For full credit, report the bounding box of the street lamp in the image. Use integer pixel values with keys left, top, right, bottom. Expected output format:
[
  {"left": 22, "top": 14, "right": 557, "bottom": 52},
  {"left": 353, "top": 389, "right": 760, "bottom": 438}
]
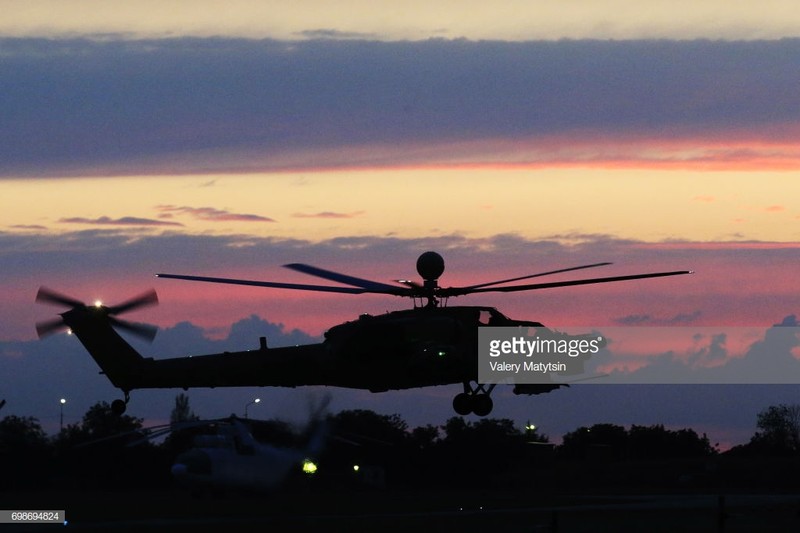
[
  {"left": 244, "top": 398, "right": 261, "bottom": 419},
  {"left": 59, "top": 398, "right": 66, "bottom": 432}
]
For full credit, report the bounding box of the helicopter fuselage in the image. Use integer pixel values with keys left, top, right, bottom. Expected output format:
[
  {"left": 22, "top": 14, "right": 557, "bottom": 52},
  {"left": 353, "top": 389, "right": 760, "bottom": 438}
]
[{"left": 67, "top": 305, "right": 534, "bottom": 394}]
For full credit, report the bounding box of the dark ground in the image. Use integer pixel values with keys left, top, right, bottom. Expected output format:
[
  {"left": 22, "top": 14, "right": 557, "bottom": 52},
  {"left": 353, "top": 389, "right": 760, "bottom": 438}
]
[{"left": 3, "top": 487, "right": 800, "bottom": 532}]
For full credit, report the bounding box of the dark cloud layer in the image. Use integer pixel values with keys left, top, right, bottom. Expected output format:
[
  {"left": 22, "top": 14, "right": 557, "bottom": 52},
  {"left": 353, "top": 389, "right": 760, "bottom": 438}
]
[
  {"left": 292, "top": 211, "right": 364, "bottom": 219},
  {"left": 2, "top": 37, "right": 799, "bottom": 176},
  {"left": 156, "top": 205, "right": 275, "bottom": 222},
  {"left": 59, "top": 216, "right": 183, "bottom": 227}
]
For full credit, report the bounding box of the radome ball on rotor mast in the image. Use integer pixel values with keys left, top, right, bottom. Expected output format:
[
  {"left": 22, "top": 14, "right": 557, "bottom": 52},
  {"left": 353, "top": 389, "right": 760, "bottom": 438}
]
[{"left": 416, "top": 251, "right": 445, "bottom": 281}]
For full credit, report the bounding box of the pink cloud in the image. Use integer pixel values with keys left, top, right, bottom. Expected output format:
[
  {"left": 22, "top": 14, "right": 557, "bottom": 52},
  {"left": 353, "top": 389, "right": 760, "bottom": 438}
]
[
  {"left": 8, "top": 232, "right": 800, "bottom": 342},
  {"left": 275, "top": 132, "right": 800, "bottom": 174}
]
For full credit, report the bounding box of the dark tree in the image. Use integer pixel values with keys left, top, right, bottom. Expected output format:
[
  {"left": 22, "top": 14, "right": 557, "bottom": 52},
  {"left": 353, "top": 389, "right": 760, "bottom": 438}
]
[
  {"left": 435, "top": 417, "right": 537, "bottom": 487},
  {"left": 0, "top": 415, "right": 49, "bottom": 451},
  {"left": 560, "top": 423, "right": 628, "bottom": 460},
  {"left": 169, "top": 392, "right": 199, "bottom": 425},
  {"left": 58, "top": 401, "right": 143, "bottom": 445},
  {"left": 0, "top": 415, "right": 53, "bottom": 488},
  {"left": 744, "top": 403, "right": 800, "bottom": 454},
  {"left": 409, "top": 424, "right": 440, "bottom": 450},
  {"left": 330, "top": 409, "right": 409, "bottom": 446},
  {"left": 323, "top": 410, "right": 411, "bottom": 485},
  {"left": 53, "top": 402, "right": 167, "bottom": 488},
  {"left": 628, "top": 424, "right": 715, "bottom": 459}
]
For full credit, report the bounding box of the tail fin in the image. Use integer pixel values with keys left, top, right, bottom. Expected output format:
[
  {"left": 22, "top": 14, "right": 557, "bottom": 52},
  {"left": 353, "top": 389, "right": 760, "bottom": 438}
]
[{"left": 61, "top": 306, "right": 148, "bottom": 391}]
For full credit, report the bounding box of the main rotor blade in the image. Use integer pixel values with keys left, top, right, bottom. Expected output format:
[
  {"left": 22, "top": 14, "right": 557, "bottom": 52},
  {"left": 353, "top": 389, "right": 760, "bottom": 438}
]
[
  {"left": 444, "top": 270, "right": 693, "bottom": 296},
  {"left": 395, "top": 279, "right": 422, "bottom": 289},
  {"left": 462, "top": 262, "right": 613, "bottom": 290},
  {"left": 107, "top": 289, "right": 158, "bottom": 315},
  {"left": 36, "top": 287, "right": 84, "bottom": 308},
  {"left": 156, "top": 273, "right": 405, "bottom": 295},
  {"left": 284, "top": 263, "right": 401, "bottom": 291}
]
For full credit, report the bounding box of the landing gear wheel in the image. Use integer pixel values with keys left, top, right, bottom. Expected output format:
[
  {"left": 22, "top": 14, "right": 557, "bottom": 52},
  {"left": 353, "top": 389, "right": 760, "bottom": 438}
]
[
  {"left": 453, "top": 382, "right": 497, "bottom": 417},
  {"left": 472, "top": 394, "right": 493, "bottom": 417},
  {"left": 453, "top": 393, "right": 472, "bottom": 416},
  {"left": 111, "top": 399, "right": 127, "bottom": 415}
]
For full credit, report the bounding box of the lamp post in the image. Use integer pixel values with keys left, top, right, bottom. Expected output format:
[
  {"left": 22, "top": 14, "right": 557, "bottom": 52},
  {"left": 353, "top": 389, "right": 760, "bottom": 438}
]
[
  {"left": 244, "top": 398, "right": 260, "bottom": 419},
  {"left": 59, "top": 398, "right": 66, "bottom": 432}
]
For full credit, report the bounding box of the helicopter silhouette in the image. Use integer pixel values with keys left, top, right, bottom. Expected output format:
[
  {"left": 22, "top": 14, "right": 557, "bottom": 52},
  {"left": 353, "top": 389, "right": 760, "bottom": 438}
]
[
  {"left": 170, "top": 416, "right": 327, "bottom": 493},
  {"left": 151, "top": 415, "right": 327, "bottom": 494},
  {"left": 74, "top": 414, "right": 328, "bottom": 494},
  {"left": 36, "top": 251, "right": 691, "bottom": 416}
]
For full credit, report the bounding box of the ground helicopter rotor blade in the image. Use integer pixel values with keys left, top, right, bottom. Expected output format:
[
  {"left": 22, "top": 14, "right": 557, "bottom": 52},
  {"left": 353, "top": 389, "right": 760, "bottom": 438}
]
[
  {"left": 107, "top": 289, "right": 159, "bottom": 315},
  {"left": 73, "top": 421, "right": 187, "bottom": 449},
  {"left": 443, "top": 270, "right": 693, "bottom": 296},
  {"left": 35, "top": 287, "right": 84, "bottom": 308},
  {"left": 283, "top": 263, "right": 401, "bottom": 291},
  {"left": 36, "top": 317, "right": 68, "bottom": 338},
  {"left": 74, "top": 418, "right": 242, "bottom": 449},
  {"left": 461, "top": 262, "right": 613, "bottom": 290},
  {"left": 156, "top": 273, "right": 408, "bottom": 295}
]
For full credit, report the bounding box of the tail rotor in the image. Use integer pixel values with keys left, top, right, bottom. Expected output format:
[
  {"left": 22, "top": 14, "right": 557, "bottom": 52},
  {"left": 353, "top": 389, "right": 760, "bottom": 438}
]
[{"left": 35, "top": 287, "right": 159, "bottom": 342}]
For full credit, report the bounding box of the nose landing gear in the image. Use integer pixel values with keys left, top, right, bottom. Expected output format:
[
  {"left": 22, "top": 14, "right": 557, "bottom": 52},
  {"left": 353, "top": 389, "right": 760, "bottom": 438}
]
[{"left": 453, "top": 382, "right": 496, "bottom": 416}]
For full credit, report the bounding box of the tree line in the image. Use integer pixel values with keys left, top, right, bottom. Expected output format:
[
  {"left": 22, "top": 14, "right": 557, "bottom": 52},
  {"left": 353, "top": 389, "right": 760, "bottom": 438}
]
[{"left": 2, "top": 397, "right": 800, "bottom": 490}]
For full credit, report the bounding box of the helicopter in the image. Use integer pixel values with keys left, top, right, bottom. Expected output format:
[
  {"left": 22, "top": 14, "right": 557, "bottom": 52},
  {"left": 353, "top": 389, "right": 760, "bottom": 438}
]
[
  {"left": 36, "top": 251, "right": 691, "bottom": 417},
  {"left": 167, "top": 416, "right": 327, "bottom": 494},
  {"left": 77, "top": 414, "right": 328, "bottom": 494}
]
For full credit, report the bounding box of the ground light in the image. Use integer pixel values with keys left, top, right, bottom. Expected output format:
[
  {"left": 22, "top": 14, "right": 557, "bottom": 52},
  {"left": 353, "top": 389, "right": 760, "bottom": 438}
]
[
  {"left": 244, "top": 398, "right": 260, "bottom": 419},
  {"left": 302, "top": 459, "right": 318, "bottom": 475},
  {"left": 59, "top": 398, "right": 66, "bottom": 432}
]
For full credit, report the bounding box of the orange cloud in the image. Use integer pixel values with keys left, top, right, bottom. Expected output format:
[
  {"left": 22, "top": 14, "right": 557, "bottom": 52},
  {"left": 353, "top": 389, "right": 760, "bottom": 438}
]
[{"left": 693, "top": 195, "right": 715, "bottom": 203}]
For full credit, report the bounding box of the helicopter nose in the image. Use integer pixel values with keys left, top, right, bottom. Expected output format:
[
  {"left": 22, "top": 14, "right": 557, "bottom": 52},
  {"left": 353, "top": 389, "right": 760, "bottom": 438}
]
[
  {"left": 171, "top": 463, "right": 188, "bottom": 478},
  {"left": 173, "top": 449, "right": 212, "bottom": 476}
]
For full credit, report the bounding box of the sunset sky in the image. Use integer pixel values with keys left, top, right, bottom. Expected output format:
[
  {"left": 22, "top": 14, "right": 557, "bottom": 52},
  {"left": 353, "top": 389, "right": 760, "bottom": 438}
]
[{"left": 2, "top": 2, "right": 800, "bottom": 448}]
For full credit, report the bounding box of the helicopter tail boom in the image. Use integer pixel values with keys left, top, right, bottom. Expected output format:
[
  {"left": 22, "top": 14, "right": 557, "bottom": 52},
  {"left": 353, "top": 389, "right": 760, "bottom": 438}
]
[{"left": 61, "top": 305, "right": 152, "bottom": 392}]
